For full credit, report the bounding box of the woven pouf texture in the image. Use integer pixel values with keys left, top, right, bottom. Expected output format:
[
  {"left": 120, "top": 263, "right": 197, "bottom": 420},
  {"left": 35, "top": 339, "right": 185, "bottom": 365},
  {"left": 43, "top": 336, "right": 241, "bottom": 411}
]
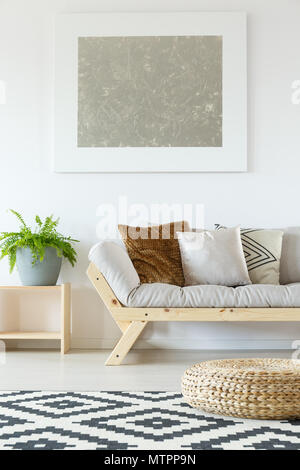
[{"left": 182, "top": 358, "right": 300, "bottom": 420}]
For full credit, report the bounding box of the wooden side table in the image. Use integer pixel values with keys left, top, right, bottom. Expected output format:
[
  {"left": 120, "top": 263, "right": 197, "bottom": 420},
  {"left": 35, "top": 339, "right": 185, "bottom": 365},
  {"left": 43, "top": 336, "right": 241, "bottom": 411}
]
[{"left": 0, "top": 283, "right": 71, "bottom": 354}]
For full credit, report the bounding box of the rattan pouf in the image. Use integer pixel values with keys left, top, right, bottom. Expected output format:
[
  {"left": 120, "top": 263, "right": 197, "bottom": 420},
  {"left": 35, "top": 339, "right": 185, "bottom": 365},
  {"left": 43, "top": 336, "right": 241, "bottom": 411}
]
[{"left": 182, "top": 358, "right": 300, "bottom": 420}]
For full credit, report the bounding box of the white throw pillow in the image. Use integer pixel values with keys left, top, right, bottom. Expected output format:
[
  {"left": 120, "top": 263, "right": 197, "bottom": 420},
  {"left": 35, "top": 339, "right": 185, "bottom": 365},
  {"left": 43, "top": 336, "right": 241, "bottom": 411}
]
[{"left": 177, "top": 227, "right": 251, "bottom": 287}]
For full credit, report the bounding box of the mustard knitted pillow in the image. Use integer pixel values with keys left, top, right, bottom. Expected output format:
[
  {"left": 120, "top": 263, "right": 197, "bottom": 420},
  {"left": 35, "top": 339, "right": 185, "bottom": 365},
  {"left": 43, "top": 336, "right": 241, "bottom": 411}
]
[{"left": 118, "top": 221, "right": 189, "bottom": 286}]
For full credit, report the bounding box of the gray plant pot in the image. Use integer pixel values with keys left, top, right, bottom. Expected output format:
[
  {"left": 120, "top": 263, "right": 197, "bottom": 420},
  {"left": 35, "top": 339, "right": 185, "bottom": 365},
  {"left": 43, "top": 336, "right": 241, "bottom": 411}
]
[{"left": 16, "top": 247, "right": 62, "bottom": 286}]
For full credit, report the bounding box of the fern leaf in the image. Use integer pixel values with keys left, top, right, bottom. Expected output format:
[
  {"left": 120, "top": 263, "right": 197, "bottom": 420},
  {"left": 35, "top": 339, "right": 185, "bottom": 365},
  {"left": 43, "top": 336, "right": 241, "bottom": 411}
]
[
  {"left": 35, "top": 215, "right": 42, "bottom": 227},
  {"left": 9, "top": 209, "right": 28, "bottom": 229},
  {"left": 8, "top": 247, "right": 17, "bottom": 273}
]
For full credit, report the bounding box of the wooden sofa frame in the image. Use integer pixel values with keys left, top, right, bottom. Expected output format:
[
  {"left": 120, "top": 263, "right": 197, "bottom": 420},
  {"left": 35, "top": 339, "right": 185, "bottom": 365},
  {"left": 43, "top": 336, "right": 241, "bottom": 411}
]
[{"left": 87, "top": 262, "right": 300, "bottom": 366}]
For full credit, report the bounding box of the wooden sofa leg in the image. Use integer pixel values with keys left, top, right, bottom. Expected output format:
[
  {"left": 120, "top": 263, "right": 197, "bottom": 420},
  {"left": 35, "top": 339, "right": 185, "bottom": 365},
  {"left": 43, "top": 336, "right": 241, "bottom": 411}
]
[{"left": 105, "top": 321, "right": 147, "bottom": 366}]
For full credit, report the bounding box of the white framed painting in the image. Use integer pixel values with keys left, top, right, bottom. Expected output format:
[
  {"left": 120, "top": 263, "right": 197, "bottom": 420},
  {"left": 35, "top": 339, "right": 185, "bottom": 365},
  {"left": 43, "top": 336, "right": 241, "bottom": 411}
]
[{"left": 54, "top": 12, "right": 247, "bottom": 172}]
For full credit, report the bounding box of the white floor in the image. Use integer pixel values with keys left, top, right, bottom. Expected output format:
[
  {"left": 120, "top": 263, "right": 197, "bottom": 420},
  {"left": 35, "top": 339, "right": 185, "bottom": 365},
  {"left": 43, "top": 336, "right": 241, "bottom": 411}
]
[{"left": 0, "top": 349, "right": 294, "bottom": 391}]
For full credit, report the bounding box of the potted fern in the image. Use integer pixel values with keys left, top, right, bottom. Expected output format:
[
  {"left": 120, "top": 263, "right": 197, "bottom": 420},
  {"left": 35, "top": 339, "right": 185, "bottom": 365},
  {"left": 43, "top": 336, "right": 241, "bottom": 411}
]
[{"left": 0, "top": 210, "right": 79, "bottom": 286}]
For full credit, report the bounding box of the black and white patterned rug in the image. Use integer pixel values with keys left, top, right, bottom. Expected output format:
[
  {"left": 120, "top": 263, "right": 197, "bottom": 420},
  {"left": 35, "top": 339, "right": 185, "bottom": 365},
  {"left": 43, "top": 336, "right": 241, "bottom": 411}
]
[{"left": 0, "top": 391, "right": 299, "bottom": 450}]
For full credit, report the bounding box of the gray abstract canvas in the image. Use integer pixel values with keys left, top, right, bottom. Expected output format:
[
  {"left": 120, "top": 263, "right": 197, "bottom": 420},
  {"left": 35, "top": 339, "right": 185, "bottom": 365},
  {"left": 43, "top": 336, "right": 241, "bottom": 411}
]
[{"left": 78, "top": 36, "right": 222, "bottom": 148}]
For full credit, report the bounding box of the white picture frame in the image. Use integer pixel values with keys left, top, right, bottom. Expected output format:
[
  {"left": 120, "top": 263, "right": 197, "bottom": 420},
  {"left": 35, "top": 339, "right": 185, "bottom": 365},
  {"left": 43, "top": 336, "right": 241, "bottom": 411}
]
[{"left": 54, "top": 12, "right": 247, "bottom": 173}]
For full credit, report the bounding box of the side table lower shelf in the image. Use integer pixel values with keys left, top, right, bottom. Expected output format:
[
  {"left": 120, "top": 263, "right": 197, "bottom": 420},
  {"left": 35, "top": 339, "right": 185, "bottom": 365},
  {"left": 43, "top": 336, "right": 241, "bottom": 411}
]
[{"left": 0, "top": 283, "right": 71, "bottom": 354}]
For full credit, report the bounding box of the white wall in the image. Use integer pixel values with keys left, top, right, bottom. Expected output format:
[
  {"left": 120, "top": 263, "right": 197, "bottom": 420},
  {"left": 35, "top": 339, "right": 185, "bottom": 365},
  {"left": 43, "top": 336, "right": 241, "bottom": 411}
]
[{"left": 0, "top": 0, "right": 300, "bottom": 350}]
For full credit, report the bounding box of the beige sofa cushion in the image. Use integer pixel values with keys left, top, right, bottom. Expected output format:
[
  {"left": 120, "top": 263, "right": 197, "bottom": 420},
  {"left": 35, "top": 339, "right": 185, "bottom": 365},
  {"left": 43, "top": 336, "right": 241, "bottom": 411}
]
[
  {"left": 127, "top": 282, "right": 300, "bottom": 308},
  {"left": 280, "top": 227, "right": 300, "bottom": 284},
  {"left": 89, "top": 241, "right": 140, "bottom": 305},
  {"left": 89, "top": 240, "right": 300, "bottom": 308}
]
